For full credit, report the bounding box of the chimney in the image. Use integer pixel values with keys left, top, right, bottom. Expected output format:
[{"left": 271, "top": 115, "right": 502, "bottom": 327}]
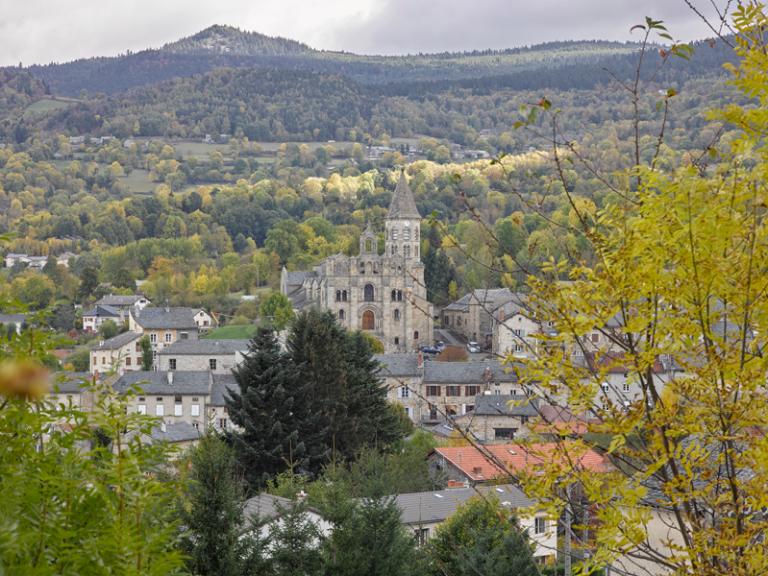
[{"left": 167, "top": 372, "right": 173, "bottom": 386}]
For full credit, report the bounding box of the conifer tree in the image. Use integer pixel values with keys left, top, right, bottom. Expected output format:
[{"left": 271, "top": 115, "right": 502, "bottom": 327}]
[
  {"left": 181, "top": 432, "right": 250, "bottom": 576},
  {"left": 226, "top": 328, "right": 309, "bottom": 489},
  {"left": 322, "top": 495, "right": 422, "bottom": 576},
  {"left": 267, "top": 499, "right": 324, "bottom": 576}
]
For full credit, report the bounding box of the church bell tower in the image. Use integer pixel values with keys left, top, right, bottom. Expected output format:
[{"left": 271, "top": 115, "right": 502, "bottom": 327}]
[{"left": 385, "top": 170, "right": 421, "bottom": 260}]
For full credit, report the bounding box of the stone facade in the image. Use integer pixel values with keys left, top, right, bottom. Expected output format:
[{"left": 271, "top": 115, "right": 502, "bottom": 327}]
[
  {"left": 90, "top": 331, "right": 143, "bottom": 375},
  {"left": 156, "top": 339, "right": 249, "bottom": 373},
  {"left": 282, "top": 172, "right": 433, "bottom": 353}
]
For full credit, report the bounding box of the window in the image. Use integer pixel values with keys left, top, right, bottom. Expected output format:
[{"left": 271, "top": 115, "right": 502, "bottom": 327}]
[
  {"left": 150, "top": 333, "right": 157, "bottom": 343},
  {"left": 394, "top": 337, "right": 399, "bottom": 346},
  {"left": 512, "top": 328, "right": 525, "bottom": 338},
  {"left": 535, "top": 517, "right": 547, "bottom": 534},
  {"left": 137, "top": 404, "right": 146, "bottom": 415},
  {"left": 180, "top": 332, "right": 189, "bottom": 340},
  {"left": 169, "top": 358, "right": 177, "bottom": 371},
  {"left": 414, "top": 528, "right": 429, "bottom": 547},
  {"left": 601, "top": 383, "right": 610, "bottom": 392},
  {"left": 135, "top": 342, "right": 142, "bottom": 352},
  {"left": 403, "top": 228, "right": 411, "bottom": 241},
  {"left": 414, "top": 330, "right": 419, "bottom": 340},
  {"left": 591, "top": 333, "right": 599, "bottom": 343},
  {"left": 391, "top": 289, "right": 397, "bottom": 301},
  {"left": 209, "top": 358, "right": 217, "bottom": 371},
  {"left": 101, "top": 356, "right": 106, "bottom": 365},
  {"left": 336, "top": 290, "right": 341, "bottom": 301},
  {"left": 392, "top": 228, "right": 398, "bottom": 241},
  {"left": 174, "top": 404, "right": 183, "bottom": 416},
  {"left": 338, "top": 309, "right": 345, "bottom": 321},
  {"left": 219, "top": 418, "right": 228, "bottom": 429},
  {"left": 426, "top": 386, "right": 441, "bottom": 397},
  {"left": 364, "top": 284, "right": 375, "bottom": 302},
  {"left": 165, "top": 332, "right": 172, "bottom": 343},
  {"left": 191, "top": 404, "right": 200, "bottom": 417},
  {"left": 446, "top": 385, "right": 462, "bottom": 396},
  {"left": 342, "top": 290, "right": 347, "bottom": 301},
  {"left": 397, "top": 290, "right": 403, "bottom": 301},
  {"left": 623, "top": 382, "right": 630, "bottom": 392},
  {"left": 429, "top": 406, "right": 438, "bottom": 420},
  {"left": 399, "top": 386, "right": 410, "bottom": 399},
  {"left": 155, "top": 403, "right": 165, "bottom": 417},
  {"left": 465, "top": 385, "right": 481, "bottom": 397},
  {"left": 495, "top": 427, "right": 517, "bottom": 440},
  {"left": 362, "top": 310, "right": 375, "bottom": 331},
  {"left": 404, "top": 245, "right": 411, "bottom": 258},
  {"left": 393, "top": 309, "right": 400, "bottom": 321},
  {"left": 125, "top": 356, "right": 132, "bottom": 366}
]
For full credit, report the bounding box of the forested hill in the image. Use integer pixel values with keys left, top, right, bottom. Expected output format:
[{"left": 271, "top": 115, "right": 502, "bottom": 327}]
[
  {"left": 22, "top": 25, "right": 674, "bottom": 97},
  {"left": 162, "top": 25, "right": 312, "bottom": 56}
]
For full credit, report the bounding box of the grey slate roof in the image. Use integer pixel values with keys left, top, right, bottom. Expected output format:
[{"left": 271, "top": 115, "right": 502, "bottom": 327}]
[
  {"left": 131, "top": 307, "right": 201, "bottom": 329},
  {"left": 387, "top": 171, "right": 421, "bottom": 219},
  {"left": 83, "top": 304, "right": 121, "bottom": 318},
  {"left": 243, "top": 493, "right": 295, "bottom": 521},
  {"left": 443, "top": 293, "right": 472, "bottom": 313},
  {"left": 210, "top": 373, "right": 238, "bottom": 406},
  {"left": 52, "top": 372, "right": 94, "bottom": 394},
  {"left": 148, "top": 421, "right": 201, "bottom": 444},
  {"left": 472, "top": 394, "right": 539, "bottom": 417},
  {"left": 113, "top": 371, "right": 211, "bottom": 395},
  {"left": 96, "top": 294, "right": 147, "bottom": 307},
  {"left": 91, "top": 331, "right": 141, "bottom": 351},
  {"left": 284, "top": 271, "right": 311, "bottom": 287},
  {"left": 374, "top": 354, "right": 421, "bottom": 377},
  {"left": 0, "top": 313, "right": 26, "bottom": 324},
  {"left": 424, "top": 360, "right": 517, "bottom": 384},
  {"left": 395, "top": 484, "right": 533, "bottom": 525},
  {"left": 157, "top": 339, "right": 249, "bottom": 356}
]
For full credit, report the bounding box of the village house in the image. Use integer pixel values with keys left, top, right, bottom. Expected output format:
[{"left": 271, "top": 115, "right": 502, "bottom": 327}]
[
  {"left": 4, "top": 253, "right": 48, "bottom": 270},
  {"left": 113, "top": 371, "right": 211, "bottom": 430},
  {"left": 157, "top": 339, "right": 249, "bottom": 373},
  {"left": 0, "top": 313, "right": 26, "bottom": 334},
  {"left": 394, "top": 483, "right": 556, "bottom": 563},
  {"left": 453, "top": 393, "right": 539, "bottom": 442},
  {"left": 442, "top": 288, "right": 527, "bottom": 349},
  {"left": 126, "top": 421, "right": 202, "bottom": 456},
  {"left": 428, "top": 442, "right": 610, "bottom": 486},
  {"left": 89, "top": 331, "right": 143, "bottom": 375},
  {"left": 374, "top": 353, "right": 424, "bottom": 421},
  {"left": 208, "top": 373, "right": 238, "bottom": 431},
  {"left": 94, "top": 294, "right": 151, "bottom": 321},
  {"left": 244, "top": 493, "right": 332, "bottom": 541},
  {"left": 82, "top": 304, "right": 122, "bottom": 332},
  {"left": 421, "top": 360, "right": 520, "bottom": 422},
  {"left": 128, "top": 307, "right": 215, "bottom": 354}
]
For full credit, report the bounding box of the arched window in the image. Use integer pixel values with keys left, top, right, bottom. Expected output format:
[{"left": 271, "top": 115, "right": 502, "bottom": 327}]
[
  {"left": 397, "top": 290, "right": 403, "bottom": 301},
  {"left": 364, "top": 284, "right": 375, "bottom": 302},
  {"left": 404, "top": 245, "right": 411, "bottom": 258},
  {"left": 335, "top": 290, "right": 341, "bottom": 301},
  {"left": 365, "top": 239, "right": 373, "bottom": 252},
  {"left": 414, "top": 330, "right": 420, "bottom": 340},
  {"left": 342, "top": 290, "right": 348, "bottom": 301},
  {"left": 393, "top": 309, "right": 400, "bottom": 321},
  {"left": 391, "top": 289, "right": 397, "bottom": 301},
  {"left": 394, "top": 337, "right": 400, "bottom": 346},
  {"left": 403, "top": 228, "right": 411, "bottom": 241},
  {"left": 415, "top": 245, "right": 420, "bottom": 258},
  {"left": 392, "top": 228, "right": 398, "bottom": 240},
  {"left": 338, "top": 309, "right": 345, "bottom": 321},
  {"left": 362, "top": 310, "right": 375, "bottom": 330}
]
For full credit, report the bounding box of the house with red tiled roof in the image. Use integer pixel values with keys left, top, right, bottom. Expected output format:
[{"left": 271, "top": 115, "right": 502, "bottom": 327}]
[{"left": 428, "top": 442, "right": 610, "bottom": 485}]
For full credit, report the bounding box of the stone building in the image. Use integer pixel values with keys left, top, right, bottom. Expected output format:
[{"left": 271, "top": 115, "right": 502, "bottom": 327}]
[
  {"left": 156, "top": 339, "right": 249, "bottom": 373},
  {"left": 282, "top": 171, "right": 433, "bottom": 353}
]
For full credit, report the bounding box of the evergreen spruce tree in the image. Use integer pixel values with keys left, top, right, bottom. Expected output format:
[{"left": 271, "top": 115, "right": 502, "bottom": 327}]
[
  {"left": 181, "top": 432, "right": 251, "bottom": 576},
  {"left": 226, "top": 328, "right": 310, "bottom": 489},
  {"left": 288, "top": 310, "right": 404, "bottom": 475},
  {"left": 427, "top": 497, "right": 539, "bottom": 576},
  {"left": 267, "top": 499, "right": 324, "bottom": 576},
  {"left": 322, "top": 495, "right": 422, "bottom": 576}
]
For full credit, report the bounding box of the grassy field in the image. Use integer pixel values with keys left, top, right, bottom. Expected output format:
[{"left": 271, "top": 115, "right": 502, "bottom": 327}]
[
  {"left": 203, "top": 324, "right": 258, "bottom": 340},
  {"left": 173, "top": 141, "right": 230, "bottom": 158},
  {"left": 23, "top": 98, "right": 76, "bottom": 118},
  {"left": 120, "top": 169, "right": 155, "bottom": 194}
]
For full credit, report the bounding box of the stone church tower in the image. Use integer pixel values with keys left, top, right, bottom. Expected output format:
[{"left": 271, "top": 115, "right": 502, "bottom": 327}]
[{"left": 281, "top": 171, "right": 434, "bottom": 353}]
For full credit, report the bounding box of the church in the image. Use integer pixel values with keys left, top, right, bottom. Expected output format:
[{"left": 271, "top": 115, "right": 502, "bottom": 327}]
[{"left": 281, "top": 171, "right": 434, "bottom": 353}]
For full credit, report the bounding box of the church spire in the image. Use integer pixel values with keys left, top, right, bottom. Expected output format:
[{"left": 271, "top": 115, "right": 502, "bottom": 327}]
[{"left": 387, "top": 169, "right": 420, "bottom": 220}]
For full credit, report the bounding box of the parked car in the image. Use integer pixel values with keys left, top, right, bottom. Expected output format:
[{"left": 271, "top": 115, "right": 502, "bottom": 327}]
[
  {"left": 466, "top": 341, "right": 481, "bottom": 354},
  {"left": 420, "top": 345, "right": 440, "bottom": 355}
]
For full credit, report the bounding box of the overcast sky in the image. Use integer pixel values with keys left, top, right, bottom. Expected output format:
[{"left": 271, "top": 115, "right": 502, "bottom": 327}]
[{"left": 0, "top": 0, "right": 726, "bottom": 67}]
